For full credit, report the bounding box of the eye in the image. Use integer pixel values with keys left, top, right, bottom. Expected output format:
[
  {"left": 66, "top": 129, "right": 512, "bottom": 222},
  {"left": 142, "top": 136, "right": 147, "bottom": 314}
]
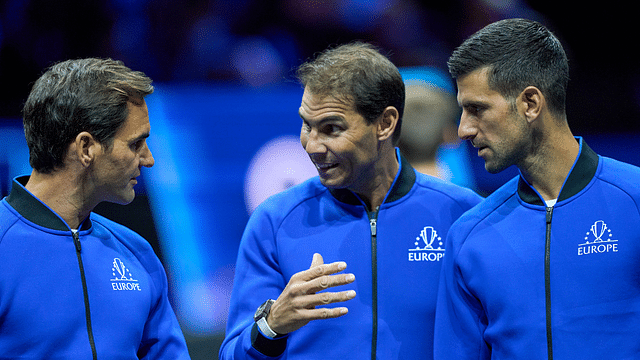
[
  {"left": 131, "top": 139, "right": 144, "bottom": 150},
  {"left": 464, "top": 104, "right": 484, "bottom": 117},
  {"left": 323, "top": 124, "right": 343, "bottom": 134}
]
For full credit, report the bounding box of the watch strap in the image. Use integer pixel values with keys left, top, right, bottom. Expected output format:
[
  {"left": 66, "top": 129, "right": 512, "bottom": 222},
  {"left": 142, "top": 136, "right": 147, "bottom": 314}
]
[{"left": 256, "top": 316, "right": 279, "bottom": 339}]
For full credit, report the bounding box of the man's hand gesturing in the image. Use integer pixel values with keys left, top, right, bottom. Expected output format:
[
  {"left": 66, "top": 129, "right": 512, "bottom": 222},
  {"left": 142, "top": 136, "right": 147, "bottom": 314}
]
[{"left": 266, "top": 253, "right": 356, "bottom": 335}]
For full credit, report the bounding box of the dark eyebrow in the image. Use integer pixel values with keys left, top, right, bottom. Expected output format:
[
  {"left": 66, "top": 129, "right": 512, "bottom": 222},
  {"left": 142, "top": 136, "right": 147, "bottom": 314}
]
[
  {"left": 130, "top": 132, "right": 150, "bottom": 143},
  {"left": 460, "top": 100, "right": 487, "bottom": 109},
  {"left": 298, "top": 113, "right": 346, "bottom": 125}
]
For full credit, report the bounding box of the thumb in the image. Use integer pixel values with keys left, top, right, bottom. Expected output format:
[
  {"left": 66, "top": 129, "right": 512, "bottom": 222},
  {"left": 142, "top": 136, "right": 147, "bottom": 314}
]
[{"left": 310, "top": 253, "right": 324, "bottom": 268}]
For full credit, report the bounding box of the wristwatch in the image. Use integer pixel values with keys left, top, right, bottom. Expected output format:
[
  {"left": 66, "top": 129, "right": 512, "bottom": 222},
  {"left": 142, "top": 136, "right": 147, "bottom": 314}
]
[{"left": 254, "top": 299, "right": 281, "bottom": 339}]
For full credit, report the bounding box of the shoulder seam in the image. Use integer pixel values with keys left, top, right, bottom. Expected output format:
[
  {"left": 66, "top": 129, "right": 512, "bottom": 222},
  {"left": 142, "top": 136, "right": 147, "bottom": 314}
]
[{"left": 453, "top": 191, "right": 516, "bottom": 260}]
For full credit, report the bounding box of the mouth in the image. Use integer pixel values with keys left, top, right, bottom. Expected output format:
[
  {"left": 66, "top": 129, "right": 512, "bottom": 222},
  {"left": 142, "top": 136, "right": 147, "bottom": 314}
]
[
  {"left": 314, "top": 162, "right": 339, "bottom": 173},
  {"left": 471, "top": 142, "right": 488, "bottom": 157}
]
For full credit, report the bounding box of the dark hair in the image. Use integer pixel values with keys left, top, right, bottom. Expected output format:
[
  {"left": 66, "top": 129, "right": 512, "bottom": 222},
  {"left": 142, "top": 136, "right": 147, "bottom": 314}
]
[
  {"left": 22, "top": 58, "right": 153, "bottom": 173},
  {"left": 296, "top": 42, "right": 405, "bottom": 144},
  {"left": 448, "top": 18, "right": 569, "bottom": 116}
]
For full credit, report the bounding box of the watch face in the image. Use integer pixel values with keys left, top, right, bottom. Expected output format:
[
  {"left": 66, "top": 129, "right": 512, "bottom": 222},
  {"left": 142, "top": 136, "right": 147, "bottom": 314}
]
[
  {"left": 254, "top": 304, "right": 265, "bottom": 319},
  {"left": 254, "top": 299, "right": 273, "bottom": 321}
]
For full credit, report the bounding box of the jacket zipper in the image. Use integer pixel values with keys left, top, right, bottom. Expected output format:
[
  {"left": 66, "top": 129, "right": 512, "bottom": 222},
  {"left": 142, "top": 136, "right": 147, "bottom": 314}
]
[
  {"left": 368, "top": 208, "right": 379, "bottom": 360},
  {"left": 544, "top": 206, "right": 554, "bottom": 360},
  {"left": 72, "top": 231, "right": 98, "bottom": 360}
]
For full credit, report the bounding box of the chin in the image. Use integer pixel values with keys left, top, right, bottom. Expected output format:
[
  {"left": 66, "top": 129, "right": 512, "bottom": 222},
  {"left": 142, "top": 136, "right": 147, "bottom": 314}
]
[
  {"left": 112, "top": 191, "right": 136, "bottom": 205},
  {"left": 484, "top": 161, "right": 511, "bottom": 174},
  {"left": 318, "top": 177, "right": 347, "bottom": 190},
  {"left": 484, "top": 165, "right": 501, "bottom": 174}
]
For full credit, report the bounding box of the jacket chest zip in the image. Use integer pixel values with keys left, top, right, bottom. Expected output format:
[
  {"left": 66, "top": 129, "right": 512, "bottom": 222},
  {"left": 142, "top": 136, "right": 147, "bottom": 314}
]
[
  {"left": 72, "top": 231, "right": 98, "bottom": 360},
  {"left": 544, "top": 206, "right": 554, "bottom": 360},
  {"left": 368, "top": 207, "right": 379, "bottom": 360}
]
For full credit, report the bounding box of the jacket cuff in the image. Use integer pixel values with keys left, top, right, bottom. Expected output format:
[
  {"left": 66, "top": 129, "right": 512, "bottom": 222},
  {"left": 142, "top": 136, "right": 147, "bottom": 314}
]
[{"left": 251, "top": 323, "right": 288, "bottom": 357}]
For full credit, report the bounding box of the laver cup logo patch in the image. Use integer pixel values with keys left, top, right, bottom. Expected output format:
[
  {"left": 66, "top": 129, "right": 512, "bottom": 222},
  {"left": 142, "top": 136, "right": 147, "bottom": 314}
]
[
  {"left": 408, "top": 226, "right": 444, "bottom": 262},
  {"left": 111, "top": 258, "right": 141, "bottom": 291},
  {"left": 578, "top": 220, "right": 619, "bottom": 256}
]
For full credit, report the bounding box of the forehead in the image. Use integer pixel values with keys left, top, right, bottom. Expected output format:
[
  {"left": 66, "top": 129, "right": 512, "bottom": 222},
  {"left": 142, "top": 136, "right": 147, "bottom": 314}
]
[
  {"left": 456, "top": 67, "right": 503, "bottom": 105},
  {"left": 115, "top": 99, "right": 150, "bottom": 139},
  {"left": 299, "top": 88, "right": 358, "bottom": 121}
]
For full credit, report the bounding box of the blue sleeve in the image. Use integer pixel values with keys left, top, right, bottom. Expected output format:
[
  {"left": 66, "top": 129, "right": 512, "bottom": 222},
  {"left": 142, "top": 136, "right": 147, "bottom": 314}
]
[
  {"left": 136, "top": 245, "right": 191, "bottom": 359},
  {"left": 219, "top": 202, "right": 289, "bottom": 360},
  {"left": 433, "top": 222, "right": 489, "bottom": 360}
]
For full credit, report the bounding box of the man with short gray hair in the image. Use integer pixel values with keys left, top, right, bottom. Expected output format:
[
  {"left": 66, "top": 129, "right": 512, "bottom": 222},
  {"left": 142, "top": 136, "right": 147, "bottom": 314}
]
[{"left": 0, "top": 58, "right": 190, "bottom": 359}]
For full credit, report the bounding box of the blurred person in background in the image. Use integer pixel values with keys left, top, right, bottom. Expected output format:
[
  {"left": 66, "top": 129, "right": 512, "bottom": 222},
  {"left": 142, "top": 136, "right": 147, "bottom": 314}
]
[
  {"left": 434, "top": 18, "right": 640, "bottom": 359},
  {"left": 398, "top": 66, "right": 475, "bottom": 189},
  {"left": 220, "top": 41, "right": 481, "bottom": 360},
  {"left": 0, "top": 58, "right": 190, "bottom": 359}
]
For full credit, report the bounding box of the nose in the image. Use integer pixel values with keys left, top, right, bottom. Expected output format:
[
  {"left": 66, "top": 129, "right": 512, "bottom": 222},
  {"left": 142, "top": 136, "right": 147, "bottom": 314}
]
[
  {"left": 457, "top": 112, "right": 476, "bottom": 141},
  {"left": 300, "top": 128, "right": 326, "bottom": 155},
  {"left": 140, "top": 142, "right": 155, "bottom": 168}
]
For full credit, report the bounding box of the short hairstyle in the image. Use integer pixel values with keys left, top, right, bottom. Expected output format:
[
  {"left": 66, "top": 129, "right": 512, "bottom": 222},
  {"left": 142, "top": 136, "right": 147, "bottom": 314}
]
[
  {"left": 448, "top": 18, "right": 569, "bottom": 116},
  {"left": 296, "top": 42, "right": 405, "bottom": 144},
  {"left": 22, "top": 58, "right": 153, "bottom": 173}
]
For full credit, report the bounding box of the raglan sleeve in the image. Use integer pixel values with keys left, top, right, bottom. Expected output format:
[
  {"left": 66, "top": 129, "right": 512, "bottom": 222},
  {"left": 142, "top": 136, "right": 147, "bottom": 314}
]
[
  {"left": 137, "top": 253, "right": 191, "bottom": 359},
  {"left": 460, "top": 188, "right": 483, "bottom": 213},
  {"left": 218, "top": 202, "right": 289, "bottom": 360},
  {"left": 433, "top": 221, "right": 490, "bottom": 360}
]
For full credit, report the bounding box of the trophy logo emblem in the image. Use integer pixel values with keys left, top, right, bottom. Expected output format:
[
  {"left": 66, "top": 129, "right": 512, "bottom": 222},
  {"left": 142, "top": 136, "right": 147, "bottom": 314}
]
[
  {"left": 112, "top": 258, "right": 134, "bottom": 281},
  {"left": 578, "top": 220, "right": 619, "bottom": 256},
  {"left": 590, "top": 220, "right": 607, "bottom": 242},
  {"left": 409, "top": 226, "right": 445, "bottom": 262},
  {"left": 110, "top": 258, "right": 141, "bottom": 291},
  {"left": 113, "top": 258, "right": 126, "bottom": 280},
  {"left": 418, "top": 226, "right": 438, "bottom": 250}
]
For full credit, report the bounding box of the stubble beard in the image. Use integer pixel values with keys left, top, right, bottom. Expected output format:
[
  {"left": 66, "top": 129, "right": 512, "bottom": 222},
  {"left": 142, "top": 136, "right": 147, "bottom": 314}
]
[{"left": 484, "top": 114, "right": 533, "bottom": 174}]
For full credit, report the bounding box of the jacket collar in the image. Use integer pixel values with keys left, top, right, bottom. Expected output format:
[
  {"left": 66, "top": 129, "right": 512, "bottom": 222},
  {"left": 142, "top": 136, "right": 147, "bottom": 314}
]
[
  {"left": 518, "top": 137, "right": 599, "bottom": 205},
  {"left": 6, "top": 176, "right": 91, "bottom": 231},
  {"left": 329, "top": 149, "right": 416, "bottom": 210}
]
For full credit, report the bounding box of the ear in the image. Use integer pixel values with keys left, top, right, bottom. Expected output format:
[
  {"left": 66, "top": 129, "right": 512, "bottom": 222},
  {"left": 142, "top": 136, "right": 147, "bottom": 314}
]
[
  {"left": 377, "top": 106, "right": 399, "bottom": 141},
  {"left": 71, "top": 131, "right": 101, "bottom": 168},
  {"left": 519, "top": 86, "right": 544, "bottom": 123}
]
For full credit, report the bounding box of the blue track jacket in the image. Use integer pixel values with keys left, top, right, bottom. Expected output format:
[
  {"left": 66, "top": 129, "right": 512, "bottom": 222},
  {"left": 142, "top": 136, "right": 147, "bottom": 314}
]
[
  {"left": 434, "top": 138, "right": 640, "bottom": 359},
  {"left": 0, "top": 176, "right": 190, "bottom": 359},
  {"left": 220, "top": 151, "right": 482, "bottom": 359}
]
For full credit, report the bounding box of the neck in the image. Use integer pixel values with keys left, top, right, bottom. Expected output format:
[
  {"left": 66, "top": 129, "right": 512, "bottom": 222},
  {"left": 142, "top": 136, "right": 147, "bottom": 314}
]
[
  {"left": 353, "top": 146, "right": 399, "bottom": 211},
  {"left": 412, "top": 160, "right": 444, "bottom": 179},
  {"left": 25, "top": 168, "right": 95, "bottom": 229},
  {"left": 519, "top": 125, "right": 579, "bottom": 201}
]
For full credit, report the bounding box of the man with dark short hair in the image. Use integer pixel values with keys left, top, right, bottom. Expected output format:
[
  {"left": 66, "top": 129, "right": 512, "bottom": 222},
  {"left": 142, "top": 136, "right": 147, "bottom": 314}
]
[
  {"left": 220, "top": 42, "right": 481, "bottom": 360},
  {"left": 434, "top": 18, "right": 640, "bottom": 359},
  {"left": 0, "top": 58, "right": 190, "bottom": 359}
]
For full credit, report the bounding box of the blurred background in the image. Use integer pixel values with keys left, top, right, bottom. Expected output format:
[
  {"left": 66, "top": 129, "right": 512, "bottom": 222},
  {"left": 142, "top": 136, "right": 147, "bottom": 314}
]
[{"left": 1, "top": 1, "right": 639, "bottom": 358}]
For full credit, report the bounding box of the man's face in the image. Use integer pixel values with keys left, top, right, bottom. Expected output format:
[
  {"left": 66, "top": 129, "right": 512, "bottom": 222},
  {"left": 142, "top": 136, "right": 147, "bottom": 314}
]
[
  {"left": 456, "top": 67, "right": 530, "bottom": 174},
  {"left": 299, "top": 88, "right": 380, "bottom": 193},
  {"left": 91, "top": 99, "right": 155, "bottom": 205}
]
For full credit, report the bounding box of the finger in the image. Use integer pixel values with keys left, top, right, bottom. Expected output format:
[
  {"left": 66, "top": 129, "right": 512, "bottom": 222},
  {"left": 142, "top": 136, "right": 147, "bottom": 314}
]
[
  {"left": 269, "top": 303, "right": 352, "bottom": 334},
  {"left": 297, "top": 261, "right": 348, "bottom": 282},
  {"left": 300, "top": 306, "right": 351, "bottom": 321},
  {"left": 304, "top": 289, "right": 357, "bottom": 307},
  {"left": 306, "top": 273, "right": 355, "bottom": 294},
  {"left": 310, "top": 253, "right": 324, "bottom": 268}
]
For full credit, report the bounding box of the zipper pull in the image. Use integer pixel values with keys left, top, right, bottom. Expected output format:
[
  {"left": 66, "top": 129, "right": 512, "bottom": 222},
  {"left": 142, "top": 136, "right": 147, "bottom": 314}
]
[
  {"left": 72, "top": 230, "right": 82, "bottom": 252},
  {"left": 370, "top": 218, "right": 377, "bottom": 236},
  {"left": 546, "top": 206, "right": 553, "bottom": 224}
]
